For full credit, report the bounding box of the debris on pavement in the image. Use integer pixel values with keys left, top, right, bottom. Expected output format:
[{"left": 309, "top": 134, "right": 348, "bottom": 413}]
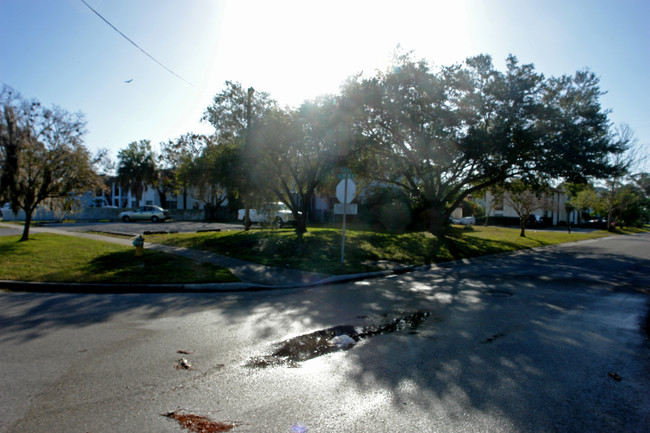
[
  {"left": 481, "top": 332, "right": 506, "bottom": 344},
  {"left": 175, "top": 358, "right": 193, "bottom": 370},
  {"left": 329, "top": 334, "right": 356, "bottom": 349},
  {"left": 162, "top": 411, "right": 240, "bottom": 432},
  {"left": 178, "top": 350, "right": 194, "bottom": 354},
  {"left": 608, "top": 372, "right": 622, "bottom": 381}
]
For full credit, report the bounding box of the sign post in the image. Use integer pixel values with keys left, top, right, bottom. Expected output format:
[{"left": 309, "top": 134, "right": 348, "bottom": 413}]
[{"left": 336, "top": 168, "right": 356, "bottom": 265}]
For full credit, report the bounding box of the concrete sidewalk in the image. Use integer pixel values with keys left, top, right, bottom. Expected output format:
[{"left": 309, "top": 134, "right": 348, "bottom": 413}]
[{"left": 0, "top": 223, "right": 335, "bottom": 290}]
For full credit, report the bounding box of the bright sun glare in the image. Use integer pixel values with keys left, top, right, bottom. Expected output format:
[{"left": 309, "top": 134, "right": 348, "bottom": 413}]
[{"left": 207, "top": 1, "right": 472, "bottom": 108}]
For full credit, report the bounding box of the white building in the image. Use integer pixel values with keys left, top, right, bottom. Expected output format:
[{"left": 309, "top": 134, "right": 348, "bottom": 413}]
[
  {"left": 110, "top": 183, "right": 223, "bottom": 210},
  {"left": 481, "top": 189, "right": 581, "bottom": 226}
]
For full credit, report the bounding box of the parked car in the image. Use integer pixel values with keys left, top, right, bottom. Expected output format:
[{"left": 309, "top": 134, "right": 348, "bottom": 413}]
[
  {"left": 238, "top": 202, "right": 296, "bottom": 227},
  {"left": 584, "top": 218, "right": 606, "bottom": 229},
  {"left": 119, "top": 205, "right": 169, "bottom": 223},
  {"left": 451, "top": 216, "right": 476, "bottom": 225},
  {"left": 526, "top": 214, "right": 542, "bottom": 226}
]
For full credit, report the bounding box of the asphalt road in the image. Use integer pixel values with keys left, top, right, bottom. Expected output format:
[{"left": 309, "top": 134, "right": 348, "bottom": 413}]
[{"left": 1, "top": 234, "right": 649, "bottom": 432}]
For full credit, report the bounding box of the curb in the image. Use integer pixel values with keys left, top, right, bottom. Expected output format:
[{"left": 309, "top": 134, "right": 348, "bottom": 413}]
[{"left": 0, "top": 264, "right": 418, "bottom": 293}]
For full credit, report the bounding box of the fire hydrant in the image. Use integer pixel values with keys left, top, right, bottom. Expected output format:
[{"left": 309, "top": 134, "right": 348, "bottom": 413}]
[{"left": 133, "top": 234, "right": 144, "bottom": 257}]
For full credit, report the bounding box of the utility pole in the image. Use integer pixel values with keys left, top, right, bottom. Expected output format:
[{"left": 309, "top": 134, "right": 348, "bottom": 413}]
[{"left": 244, "top": 87, "right": 254, "bottom": 231}]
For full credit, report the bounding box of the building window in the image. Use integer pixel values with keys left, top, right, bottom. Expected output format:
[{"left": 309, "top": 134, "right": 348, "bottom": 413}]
[
  {"left": 167, "top": 201, "right": 177, "bottom": 209},
  {"left": 146, "top": 200, "right": 153, "bottom": 205}
]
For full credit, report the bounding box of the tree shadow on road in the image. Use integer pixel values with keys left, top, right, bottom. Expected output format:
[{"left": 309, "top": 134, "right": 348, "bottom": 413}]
[{"left": 1, "top": 238, "right": 649, "bottom": 431}]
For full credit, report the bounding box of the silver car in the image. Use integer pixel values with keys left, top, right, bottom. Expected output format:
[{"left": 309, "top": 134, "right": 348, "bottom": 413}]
[{"left": 119, "top": 205, "right": 169, "bottom": 223}]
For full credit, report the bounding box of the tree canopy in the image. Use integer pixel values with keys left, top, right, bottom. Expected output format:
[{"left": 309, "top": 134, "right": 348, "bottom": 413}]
[
  {"left": 249, "top": 96, "right": 352, "bottom": 236},
  {"left": 104, "top": 52, "right": 633, "bottom": 236},
  {"left": 116, "top": 140, "right": 156, "bottom": 205},
  {"left": 342, "top": 53, "right": 624, "bottom": 234},
  {"left": 0, "top": 86, "right": 98, "bottom": 240},
  {"left": 502, "top": 180, "right": 550, "bottom": 237},
  {"left": 176, "top": 136, "right": 231, "bottom": 212},
  {"left": 202, "top": 82, "right": 276, "bottom": 229}
]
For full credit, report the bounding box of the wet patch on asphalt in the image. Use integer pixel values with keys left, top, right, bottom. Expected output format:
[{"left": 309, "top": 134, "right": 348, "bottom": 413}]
[{"left": 246, "top": 311, "right": 431, "bottom": 368}]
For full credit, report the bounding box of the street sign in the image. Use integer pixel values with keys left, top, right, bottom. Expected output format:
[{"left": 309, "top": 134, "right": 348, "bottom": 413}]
[
  {"left": 336, "top": 179, "right": 356, "bottom": 204},
  {"left": 337, "top": 174, "right": 355, "bottom": 179},
  {"left": 334, "top": 203, "right": 358, "bottom": 215}
]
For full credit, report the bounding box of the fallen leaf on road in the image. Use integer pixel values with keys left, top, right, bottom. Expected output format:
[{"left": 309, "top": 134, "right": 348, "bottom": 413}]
[
  {"left": 162, "top": 411, "right": 240, "bottom": 432},
  {"left": 178, "top": 350, "right": 194, "bottom": 354}
]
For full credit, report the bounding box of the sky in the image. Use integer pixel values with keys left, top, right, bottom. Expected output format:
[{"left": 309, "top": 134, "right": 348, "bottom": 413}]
[{"left": 1, "top": 0, "right": 649, "bottom": 172}]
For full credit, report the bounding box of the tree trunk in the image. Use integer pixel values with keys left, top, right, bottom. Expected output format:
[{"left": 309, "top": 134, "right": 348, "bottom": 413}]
[
  {"left": 606, "top": 180, "right": 616, "bottom": 232},
  {"left": 295, "top": 213, "right": 308, "bottom": 239},
  {"left": 159, "top": 191, "right": 167, "bottom": 209},
  {"left": 607, "top": 210, "right": 615, "bottom": 232},
  {"left": 428, "top": 207, "right": 448, "bottom": 236},
  {"left": 244, "top": 204, "right": 252, "bottom": 231},
  {"left": 20, "top": 209, "right": 32, "bottom": 241},
  {"left": 519, "top": 217, "right": 526, "bottom": 237},
  {"left": 564, "top": 206, "right": 573, "bottom": 233}
]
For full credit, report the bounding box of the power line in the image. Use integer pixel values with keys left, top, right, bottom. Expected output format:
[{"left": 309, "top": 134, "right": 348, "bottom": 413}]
[{"left": 79, "top": 0, "right": 193, "bottom": 86}]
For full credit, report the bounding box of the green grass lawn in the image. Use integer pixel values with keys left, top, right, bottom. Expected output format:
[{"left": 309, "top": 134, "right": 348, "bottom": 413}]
[
  {"left": 145, "top": 225, "right": 617, "bottom": 275},
  {"left": 1, "top": 224, "right": 644, "bottom": 286},
  {"left": 0, "top": 233, "right": 239, "bottom": 284}
]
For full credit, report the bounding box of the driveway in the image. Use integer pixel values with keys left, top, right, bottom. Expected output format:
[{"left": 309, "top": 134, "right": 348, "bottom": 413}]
[
  {"left": 0, "top": 226, "right": 19, "bottom": 237},
  {"left": 0, "top": 234, "right": 648, "bottom": 432}
]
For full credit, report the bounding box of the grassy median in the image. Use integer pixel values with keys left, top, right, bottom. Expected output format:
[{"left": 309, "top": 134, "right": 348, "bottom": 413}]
[
  {"left": 0, "top": 233, "right": 239, "bottom": 285},
  {"left": 145, "top": 225, "right": 617, "bottom": 275},
  {"left": 1, "top": 225, "right": 643, "bottom": 286}
]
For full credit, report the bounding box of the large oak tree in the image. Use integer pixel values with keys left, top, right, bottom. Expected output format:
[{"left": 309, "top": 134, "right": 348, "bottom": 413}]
[
  {"left": 344, "top": 53, "right": 624, "bottom": 235},
  {"left": 249, "top": 96, "right": 351, "bottom": 236}
]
